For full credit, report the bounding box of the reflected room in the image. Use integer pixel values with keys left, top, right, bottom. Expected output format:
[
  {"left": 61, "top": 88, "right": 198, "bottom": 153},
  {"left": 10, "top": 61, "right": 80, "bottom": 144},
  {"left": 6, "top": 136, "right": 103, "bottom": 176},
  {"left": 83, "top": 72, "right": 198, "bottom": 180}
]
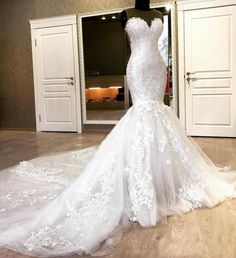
[
  {"left": 82, "top": 13, "right": 127, "bottom": 121},
  {"left": 81, "top": 6, "right": 172, "bottom": 123}
]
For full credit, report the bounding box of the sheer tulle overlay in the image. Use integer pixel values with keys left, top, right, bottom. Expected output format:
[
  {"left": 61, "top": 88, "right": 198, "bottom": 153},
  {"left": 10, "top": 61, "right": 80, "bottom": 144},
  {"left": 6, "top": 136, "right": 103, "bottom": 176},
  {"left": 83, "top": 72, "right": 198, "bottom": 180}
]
[{"left": 1, "top": 17, "right": 236, "bottom": 257}]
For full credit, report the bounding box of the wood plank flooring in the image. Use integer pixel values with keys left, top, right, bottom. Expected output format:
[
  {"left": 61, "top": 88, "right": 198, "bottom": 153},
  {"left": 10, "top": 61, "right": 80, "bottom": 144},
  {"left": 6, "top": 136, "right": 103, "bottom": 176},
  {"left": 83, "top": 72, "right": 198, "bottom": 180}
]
[{"left": 0, "top": 130, "right": 236, "bottom": 258}]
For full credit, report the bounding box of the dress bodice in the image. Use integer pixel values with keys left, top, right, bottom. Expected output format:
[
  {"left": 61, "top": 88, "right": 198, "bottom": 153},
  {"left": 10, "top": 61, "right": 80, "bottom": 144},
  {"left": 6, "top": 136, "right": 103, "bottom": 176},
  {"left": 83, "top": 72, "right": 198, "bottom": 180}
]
[{"left": 125, "top": 17, "right": 167, "bottom": 104}]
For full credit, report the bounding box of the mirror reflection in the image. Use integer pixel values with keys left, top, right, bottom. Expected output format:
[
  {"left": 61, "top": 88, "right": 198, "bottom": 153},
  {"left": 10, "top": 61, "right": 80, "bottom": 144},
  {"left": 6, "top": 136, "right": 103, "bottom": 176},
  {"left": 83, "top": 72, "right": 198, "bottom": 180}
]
[
  {"left": 81, "top": 7, "right": 172, "bottom": 123},
  {"left": 82, "top": 13, "right": 128, "bottom": 121}
]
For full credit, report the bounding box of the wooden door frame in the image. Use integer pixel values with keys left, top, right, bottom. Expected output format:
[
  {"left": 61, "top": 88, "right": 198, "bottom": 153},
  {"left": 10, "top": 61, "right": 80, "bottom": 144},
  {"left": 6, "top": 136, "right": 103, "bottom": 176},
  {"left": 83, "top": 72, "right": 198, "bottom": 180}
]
[
  {"left": 29, "top": 15, "right": 82, "bottom": 133},
  {"left": 177, "top": 0, "right": 236, "bottom": 130}
]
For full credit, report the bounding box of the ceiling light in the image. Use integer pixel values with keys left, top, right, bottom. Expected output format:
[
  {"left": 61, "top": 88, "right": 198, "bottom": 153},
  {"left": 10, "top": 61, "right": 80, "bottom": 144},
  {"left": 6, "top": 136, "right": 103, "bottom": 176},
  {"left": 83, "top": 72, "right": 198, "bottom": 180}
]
[
  {"left": 111, "top": 15, "right": 116, "bottom": 19},
  {"left": 101, "top": 16, "right": 106, "bottom": 20}
]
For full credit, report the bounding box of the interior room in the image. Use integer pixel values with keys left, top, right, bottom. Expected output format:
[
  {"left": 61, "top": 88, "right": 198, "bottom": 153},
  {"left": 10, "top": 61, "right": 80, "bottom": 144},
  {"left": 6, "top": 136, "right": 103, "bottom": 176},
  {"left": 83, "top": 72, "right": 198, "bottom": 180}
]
[{"left": 0, "top": 0, "right": 236, "bottom": 257}]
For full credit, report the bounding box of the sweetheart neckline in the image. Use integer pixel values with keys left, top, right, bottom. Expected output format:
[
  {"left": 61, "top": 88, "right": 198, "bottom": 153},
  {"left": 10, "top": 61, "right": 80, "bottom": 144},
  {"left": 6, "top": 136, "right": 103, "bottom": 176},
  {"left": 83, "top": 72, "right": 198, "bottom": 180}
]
[{"left": 125, "top": 17, "right": 162, "bottom": 30}]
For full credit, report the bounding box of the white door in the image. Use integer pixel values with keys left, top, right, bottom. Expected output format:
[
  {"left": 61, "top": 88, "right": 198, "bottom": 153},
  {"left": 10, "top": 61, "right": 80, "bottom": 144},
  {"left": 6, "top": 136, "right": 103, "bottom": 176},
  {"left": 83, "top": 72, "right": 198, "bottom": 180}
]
[
  {"left": 184, "top": 5, "right": 236, "bottom": 137},
  {"left": 34, "top": 25, "right": 78, "bottom": 132}
]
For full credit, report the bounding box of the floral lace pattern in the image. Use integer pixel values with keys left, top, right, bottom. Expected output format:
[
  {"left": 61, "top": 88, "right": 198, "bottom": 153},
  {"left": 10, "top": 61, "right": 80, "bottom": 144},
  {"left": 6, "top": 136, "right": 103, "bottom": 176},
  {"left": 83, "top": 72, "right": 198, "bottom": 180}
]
[
  {"left": 131, "top": 101, "right": 210, "bottom": 209},
  {"left": 161, "top": 105, "right": 209, "bottom": 208},
  {"left": 71, "top": 146, "right": 97, "bottom": 162},
  {"left": 125, "top": 112, "right": 154, "bottom": 222},
  {"left": 11, "top": 161, "right": 68, "bottom": 185},
  {"left": 23, "top": 127, "right": 121, "bottom": 252},
  {"left": 0, "top": 190, "right": 56, "bottom": 213},
  {"left": 24, "top": 225, "right": 75, "bottom": 252}
]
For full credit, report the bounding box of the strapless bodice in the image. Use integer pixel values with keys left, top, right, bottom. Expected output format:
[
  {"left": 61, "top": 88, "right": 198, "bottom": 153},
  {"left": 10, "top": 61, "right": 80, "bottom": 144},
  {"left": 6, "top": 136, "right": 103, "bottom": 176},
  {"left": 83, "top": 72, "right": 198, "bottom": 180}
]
[{"left": 125, "top": 17, "right": 167, "bottom": 104}]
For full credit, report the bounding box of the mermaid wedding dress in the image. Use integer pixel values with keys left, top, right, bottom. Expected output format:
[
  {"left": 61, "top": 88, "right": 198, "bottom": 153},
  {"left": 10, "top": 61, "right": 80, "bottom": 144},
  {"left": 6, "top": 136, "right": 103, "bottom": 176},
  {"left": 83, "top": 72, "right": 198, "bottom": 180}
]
[{"left": 1, "top": 17, "right": 236, "bottom": 257}]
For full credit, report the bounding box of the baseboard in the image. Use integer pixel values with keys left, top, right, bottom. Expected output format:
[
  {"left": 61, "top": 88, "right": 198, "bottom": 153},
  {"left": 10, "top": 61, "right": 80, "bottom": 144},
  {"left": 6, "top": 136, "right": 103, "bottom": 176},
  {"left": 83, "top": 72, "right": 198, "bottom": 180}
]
[
  {"left": 82, "top": 124, "right": 114, "bottom": 133},
  {"left": 0, "top": 127, "right": 36, "bottom": 131}
]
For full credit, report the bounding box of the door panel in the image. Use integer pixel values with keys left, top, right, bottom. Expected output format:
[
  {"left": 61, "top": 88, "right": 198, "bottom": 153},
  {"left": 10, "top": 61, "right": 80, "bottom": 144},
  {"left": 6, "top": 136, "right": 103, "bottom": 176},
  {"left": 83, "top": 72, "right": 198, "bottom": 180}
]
[
  {"left": 192, "top": 94, "right": 231, "bottom": 125},
  {"left": 185, "top": 6, "right": 236, "bottom": 137},
  {"left": 44, "top": 97, "right": 72, "bottom": 122},
  {"left": 191, "top": 15, "right": 230, "bottom": 72},
  {"left": 35, "top": 25, "right": 77, "bottom": 132}
]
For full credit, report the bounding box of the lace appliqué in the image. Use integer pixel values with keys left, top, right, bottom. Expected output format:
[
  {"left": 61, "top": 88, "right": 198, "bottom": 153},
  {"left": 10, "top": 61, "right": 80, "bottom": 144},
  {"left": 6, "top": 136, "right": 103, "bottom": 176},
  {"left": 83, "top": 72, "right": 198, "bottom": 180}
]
[
  {"left": 133, "top": 101, "right": 168, "bottom": 153},
  {"left": 11, "top": 161, "right": 68, "bottom": 185},
  {"left": 161, "top": 105, "right": 209, "bottom": 208},
  {"left": 71, "top": 146, "right": 97, "bottom": 162},
  {"left": 178, "top": 185, "right": 207, "bottom": 208},
  {"left": 24, "top": 225, "right": 74, "bottom": 251},
  {"left": 125, "top": 109, "right": 154, "bottom": 222},
  {"left": 0, "top": 190, "right": 56, "bottom": 213},
  {"left": 131, "top": 101, "right": 209, "bottom": 209},
  {"left": 23, "top": 136, "right": 119, "bottom": 252}
]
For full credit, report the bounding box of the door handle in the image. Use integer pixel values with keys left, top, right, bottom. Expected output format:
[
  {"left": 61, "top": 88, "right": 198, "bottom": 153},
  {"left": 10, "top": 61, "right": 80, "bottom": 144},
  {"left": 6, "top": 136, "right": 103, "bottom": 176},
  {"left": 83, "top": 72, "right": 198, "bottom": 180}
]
[
  {"left": 186, "top": 72, "right": 196, "bottom": 85},
  {"left": 186, "top": 72, "right": 195, "bottom": 76},
  {"left": 65, "top": 77, "right": 74, "bottom": 80}
]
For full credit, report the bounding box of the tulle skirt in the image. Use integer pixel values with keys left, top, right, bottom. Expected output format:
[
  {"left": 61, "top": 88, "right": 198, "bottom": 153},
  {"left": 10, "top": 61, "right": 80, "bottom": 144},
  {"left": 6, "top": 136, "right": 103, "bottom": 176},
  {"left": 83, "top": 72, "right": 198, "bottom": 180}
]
[{"left": 0, "top": 101, "right": 236, "bottom": 257}]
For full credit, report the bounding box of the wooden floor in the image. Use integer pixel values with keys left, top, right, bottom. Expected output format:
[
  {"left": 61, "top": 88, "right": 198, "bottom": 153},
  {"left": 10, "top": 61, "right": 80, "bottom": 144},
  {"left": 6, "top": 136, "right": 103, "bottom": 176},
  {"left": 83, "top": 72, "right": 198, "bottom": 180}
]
[{"left": 0, "top": 130, "right": 236, "bottom": 258}]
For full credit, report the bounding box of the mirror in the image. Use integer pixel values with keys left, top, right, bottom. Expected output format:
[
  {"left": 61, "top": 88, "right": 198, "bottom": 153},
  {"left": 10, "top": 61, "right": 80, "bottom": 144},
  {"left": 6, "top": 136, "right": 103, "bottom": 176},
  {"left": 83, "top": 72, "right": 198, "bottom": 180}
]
[
  {"left": 81, "top": 12, "right": 128, "bottom": 124},
  {"left": 78, "top": 4, "right": 177, "bottom": 124}
]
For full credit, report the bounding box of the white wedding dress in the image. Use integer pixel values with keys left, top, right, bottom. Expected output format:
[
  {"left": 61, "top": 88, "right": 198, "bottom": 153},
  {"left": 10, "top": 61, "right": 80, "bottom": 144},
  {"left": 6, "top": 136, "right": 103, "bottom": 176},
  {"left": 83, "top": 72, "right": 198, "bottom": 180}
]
[{"left": 1, "top": 17, "right": 236, "bottom": 257}]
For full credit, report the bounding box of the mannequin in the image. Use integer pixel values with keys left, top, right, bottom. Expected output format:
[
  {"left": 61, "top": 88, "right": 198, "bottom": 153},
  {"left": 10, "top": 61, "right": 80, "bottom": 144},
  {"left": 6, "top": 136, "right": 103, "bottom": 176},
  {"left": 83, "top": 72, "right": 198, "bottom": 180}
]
[{"left": 121, "top": 0, "right": 163, "bottom": 28}]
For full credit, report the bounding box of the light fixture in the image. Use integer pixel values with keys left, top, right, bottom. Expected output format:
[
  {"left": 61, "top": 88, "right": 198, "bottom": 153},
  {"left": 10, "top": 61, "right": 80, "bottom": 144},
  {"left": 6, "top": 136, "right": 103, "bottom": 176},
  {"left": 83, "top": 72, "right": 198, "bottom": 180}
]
[
  {"left": 109, "top": 86, "right": 122, "bottom": 89},
  {"left": 165, "top": 4, "right": 171, "bottom": 11},
  {"left": 101, "top": 16, "right": 106, "bottom": 20},
  {"left": 88, "top": 87, "right": 101, "bottom": 90},
  {"left": 111, "top": 15, "right": 116, "bottom": 19}
]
